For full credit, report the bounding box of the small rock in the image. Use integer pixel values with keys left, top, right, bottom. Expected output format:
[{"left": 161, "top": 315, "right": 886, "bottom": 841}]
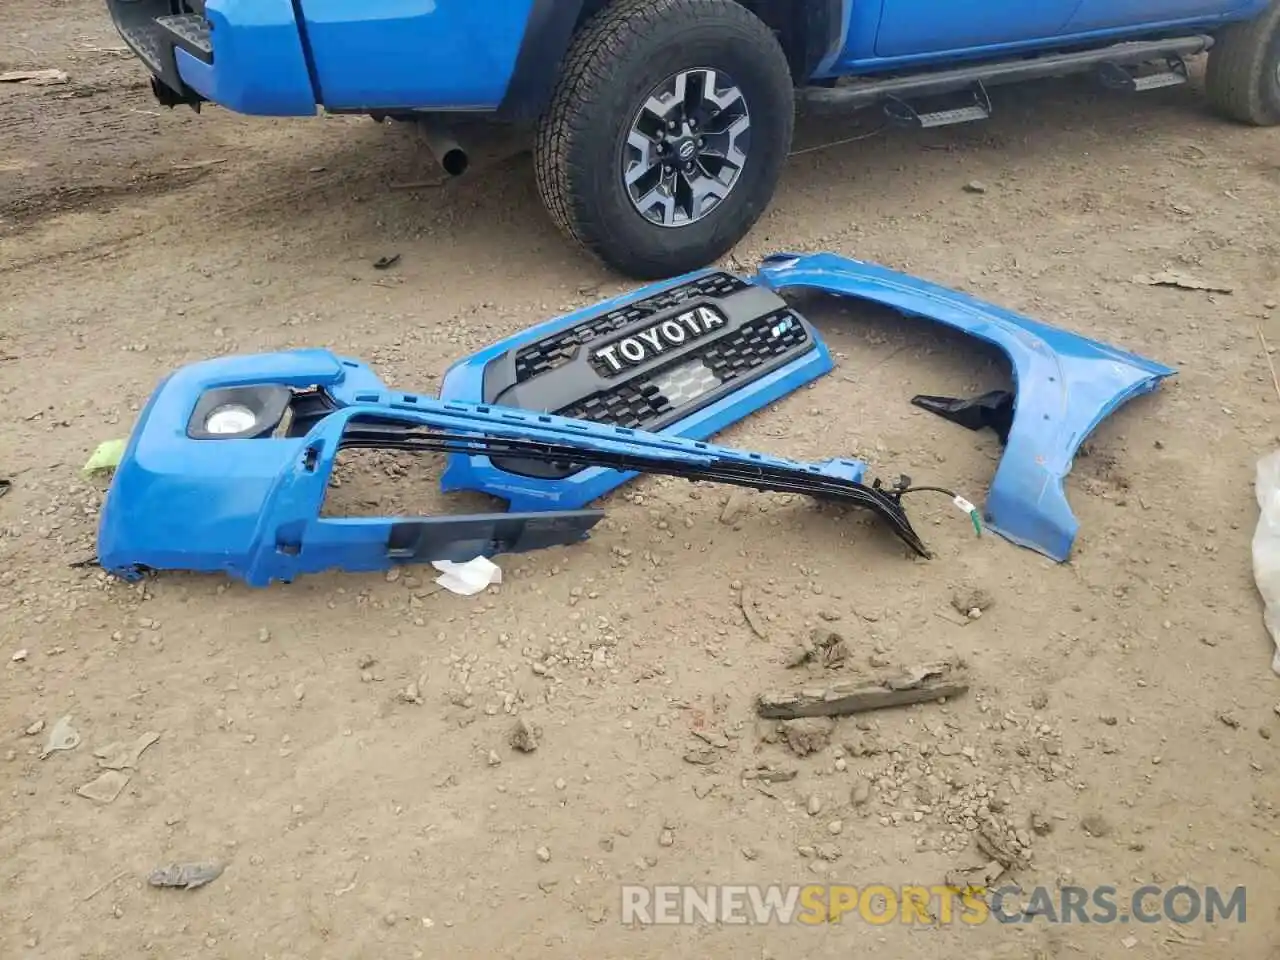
[
  {"left": 11, "top": 648, "right": 28, "bottom": 662},
  {"left": 720, "top": 490, "right": 752, "bottom": 525},
  {"left": 658, "top": 828, "right": 675, "bottom": 847},
  {"left": 1218, "top": 712, "right": 1241, "bottom": 729},
  {"left": 963, "top": 180, "right": 988, "bottom": 194},
  {"left": 487, "top": 750, "right": 502, "bottom": 766},
  {"left": 535, "top": 846, "right": 551, "bottom": 863},
  {"left": 1030, "top": 811, "right": 1053, "bottom": 836},
  {"left": 780, "top": 717, "right": 835, "bottom": 757},
  {"left": 293, "top": 683, "right": 305, "bottom": 702},
  {"left": 1080, "top": 813, "right": 1112, "bottom": 838},
  {"left": 554, "top": 777, "right": 567, "bottom": 791},
  {"left": 356, "top": 654, "right": 375, "bottom": 669},
  {"left": 951, "top": 587, "right": 994, "bottom": 614},
  {"left": 397, "top": 682, "right": 423, "bottom": 705},
  {"left": 851, "top": 778, "right": 872, "bottom": 806},
  {"left": 827, "top": 819, "right": 843, "bottom": 835},
  {"left": 683, "top": 747, "right": 719, "bottom": 765},
  {"left": 784, "top": 645, "right": 814, "bottom": 668},
  {"left": 834, "top": 757, "right": 847, "bottom": 772},
  {"left": 1121, "top": 935, "right": 1138, "bottom": 949},
  {"left": 257, "top": 628, "right": 271, "bottom": 643},
  {"left": 24, "top": 720, "right": 45, "bottom": 736},
  {"left": 384, "top": 912, "right": 398, "bottom": 927},
  {"left": 741, "top": 846, "right": 759, "bottom": 860},
  {"left": 806, "top": 794, "right": 823, "bottom": 816},
  {"left": 1260, "top": 727, "right": 1272, "bottom": 740},
  {"left": 508, "top": 718, "right": 541, "bottom": 753},
  {"left": 148, "top": 861, "right": 224, "bottom": 890}
]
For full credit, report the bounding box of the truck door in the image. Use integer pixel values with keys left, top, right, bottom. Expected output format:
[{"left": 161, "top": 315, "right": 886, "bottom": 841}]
[
  {"left": 873, "top": 0, "right": 1082, "bottom": 58},
  {"left": 1063, "top": 0, "right": 1251, "bottom": 33}
]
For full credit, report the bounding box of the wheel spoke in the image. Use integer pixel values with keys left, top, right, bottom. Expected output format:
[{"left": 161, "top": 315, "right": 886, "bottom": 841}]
[
  {"left": 721, "top": 115, "right": 749, "bottom": 171},
  {"left": 685, "top": 172, "right": 728, "bottom": 218},
  {"left": 625, "top": 130, "right": 661, "bottom": 186},
  {"left": 635, "top": 181, "right": 678, "bottom": 226}
]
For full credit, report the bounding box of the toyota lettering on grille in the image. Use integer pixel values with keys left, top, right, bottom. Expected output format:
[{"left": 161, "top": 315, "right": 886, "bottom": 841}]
[{"left": 592, "top": 306, "right": 727, "bottom": 374}]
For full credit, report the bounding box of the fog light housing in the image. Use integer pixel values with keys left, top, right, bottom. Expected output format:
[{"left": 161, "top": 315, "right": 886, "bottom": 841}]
[{"left": 186, "top": 385, "right": 292, "bottom": 440}]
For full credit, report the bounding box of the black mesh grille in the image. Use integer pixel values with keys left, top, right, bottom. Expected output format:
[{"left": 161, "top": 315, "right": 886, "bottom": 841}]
[
  {"left": 555, "top": 309, "right": 809, "bottom": 429},
  {"left": 513, "top": 272, "right": 749, "bottom": 383}
]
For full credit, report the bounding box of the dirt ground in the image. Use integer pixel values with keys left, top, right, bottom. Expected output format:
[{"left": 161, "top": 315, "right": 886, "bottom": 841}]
[{"left": 4, "top": 2, "right": 1280, "bottom": 958}]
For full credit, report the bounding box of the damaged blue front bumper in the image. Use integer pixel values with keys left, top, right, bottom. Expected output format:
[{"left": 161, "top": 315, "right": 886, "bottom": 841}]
[{"left": 96, "top": 349, "right": 923, "bottom": 587}]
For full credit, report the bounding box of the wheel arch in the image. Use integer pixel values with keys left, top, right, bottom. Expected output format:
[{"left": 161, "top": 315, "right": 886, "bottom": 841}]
[{"left": 496, "top": 0, "right": 847, "bottom": 120}]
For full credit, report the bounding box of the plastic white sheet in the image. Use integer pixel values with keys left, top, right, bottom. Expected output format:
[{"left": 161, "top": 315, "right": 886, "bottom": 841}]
[{"left": 1252, "top": 450, "right": 1280, "bottom": 675}]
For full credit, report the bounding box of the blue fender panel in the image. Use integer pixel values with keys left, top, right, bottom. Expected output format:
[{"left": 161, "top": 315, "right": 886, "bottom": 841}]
[
  {"left": 295, "top": 0, "right": 538, "bottom": 110},
  {"left": 752, "top": 253, "right": 1175, "bottom": 562},
  {"left": 175, "top": 0, "right": 318, "bottom": 116}
]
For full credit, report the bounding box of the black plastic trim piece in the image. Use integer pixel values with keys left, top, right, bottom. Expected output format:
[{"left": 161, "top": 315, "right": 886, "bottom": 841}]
[
  {"left": 788, "top": 0, "right": 847, "bottom": 81},
  {"left": 495, "top": 0, "right": 586, "bottom": 121},
  {"left": 912, "top": 390, "right": 1014, "bottom": 446},
  {"left": 386, "top": 510, "right": 604, "bottom": 561},
  {"left": 342, "top": 424, "right": 930, "bottom": 558}
]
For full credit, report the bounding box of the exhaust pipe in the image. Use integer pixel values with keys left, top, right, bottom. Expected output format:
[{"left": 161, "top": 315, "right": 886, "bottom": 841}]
[{"left": 415, "top": 119, "right": 470, "bottom": 177}]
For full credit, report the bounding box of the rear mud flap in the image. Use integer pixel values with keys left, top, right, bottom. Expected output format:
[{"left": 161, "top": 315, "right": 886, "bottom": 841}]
[{"left": 437, "top": 269, "right": 833, "bottom": 510}]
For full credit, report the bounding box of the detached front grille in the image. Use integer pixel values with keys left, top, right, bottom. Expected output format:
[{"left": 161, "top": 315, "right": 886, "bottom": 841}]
[
  {"left": 513, "top": 272, "right": 749, "bottom": 383},
  {"left": 556, "top": 308, "right": 809, "bottom": 429}
]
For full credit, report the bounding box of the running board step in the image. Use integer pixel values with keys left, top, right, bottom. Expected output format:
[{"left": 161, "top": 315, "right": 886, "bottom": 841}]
[
  {"left": 155, "top": 13, "right": 212, "bottom": 62},
  {"left": 1097, "top": 57, "right": 1189, "bottom": 92},
  {"left": 916, "top": 103, "right": 991, "bottom": 127},
  {"left": 799, "top": 35, "right": 1212, "bottom": 110},
  {"left": 885, "top": 82, "right": 993, "bottom": 128}
]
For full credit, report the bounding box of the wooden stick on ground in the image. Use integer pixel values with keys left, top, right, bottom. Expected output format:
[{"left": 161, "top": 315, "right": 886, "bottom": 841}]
[
  {"left": 1258, "top": 325, "right": 1280, "bottom": 404},
  {"left": 757, "top": 659, "right": 969, "bottom": 719}
]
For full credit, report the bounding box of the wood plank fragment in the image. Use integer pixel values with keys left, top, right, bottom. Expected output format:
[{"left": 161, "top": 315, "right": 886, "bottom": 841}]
[{"left": 756, "top": 659, "right": 969, "bottom": 719}]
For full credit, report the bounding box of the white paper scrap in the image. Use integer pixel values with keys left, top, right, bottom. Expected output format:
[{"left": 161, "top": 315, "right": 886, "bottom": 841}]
[{"left": 431, "top": 557, "right": 502, "bottom": 597}]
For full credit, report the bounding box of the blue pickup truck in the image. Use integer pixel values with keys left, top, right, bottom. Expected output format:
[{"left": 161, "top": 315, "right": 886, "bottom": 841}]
[{"left": 108, "top": 0, "right": 1279, "bottom": 279}]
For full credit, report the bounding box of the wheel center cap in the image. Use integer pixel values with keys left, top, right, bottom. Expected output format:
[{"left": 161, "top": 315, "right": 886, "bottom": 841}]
[{"left": 676, "top": 139, "right": 698, "bottom": 162}]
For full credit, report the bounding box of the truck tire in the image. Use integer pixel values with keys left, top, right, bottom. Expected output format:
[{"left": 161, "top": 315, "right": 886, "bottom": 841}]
[
  {"left": 1205, "top": 0, "right": 1280, "bottom": 125},
  {"left": 534, "top": 0, "right": 795, "bottom": 280}
]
